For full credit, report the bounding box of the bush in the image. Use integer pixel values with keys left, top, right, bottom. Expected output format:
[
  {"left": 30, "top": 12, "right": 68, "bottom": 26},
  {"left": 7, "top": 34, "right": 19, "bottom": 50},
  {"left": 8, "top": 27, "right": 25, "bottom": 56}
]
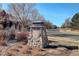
[{"left": 15, "top": 32, "right": 29, "bottom": 44}]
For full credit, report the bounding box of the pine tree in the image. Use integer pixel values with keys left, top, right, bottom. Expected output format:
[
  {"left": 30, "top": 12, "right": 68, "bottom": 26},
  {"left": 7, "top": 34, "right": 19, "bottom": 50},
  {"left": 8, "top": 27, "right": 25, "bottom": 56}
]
[{"left": 71, "top": 13, "right": 79, "bottom": 29}]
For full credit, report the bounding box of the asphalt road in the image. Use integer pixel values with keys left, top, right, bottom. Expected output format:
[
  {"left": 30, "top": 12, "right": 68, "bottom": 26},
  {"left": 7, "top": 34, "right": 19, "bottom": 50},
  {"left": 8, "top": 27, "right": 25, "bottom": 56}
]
[{"left": 46, "top": 29, "right": 79, "bottom": 40}]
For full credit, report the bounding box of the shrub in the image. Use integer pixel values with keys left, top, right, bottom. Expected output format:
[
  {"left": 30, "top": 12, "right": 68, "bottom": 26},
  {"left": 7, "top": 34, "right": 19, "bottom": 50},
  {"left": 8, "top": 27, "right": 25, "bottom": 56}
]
[{"left": 15, "top": 32, "right": 29, "bottom": 44}]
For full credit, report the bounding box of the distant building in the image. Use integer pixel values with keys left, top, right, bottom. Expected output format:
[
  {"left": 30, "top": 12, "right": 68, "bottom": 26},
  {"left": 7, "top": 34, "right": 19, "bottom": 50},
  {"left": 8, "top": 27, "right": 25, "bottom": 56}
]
[{"left": 0, "top": 9, "right": 25, "bottom": 31}]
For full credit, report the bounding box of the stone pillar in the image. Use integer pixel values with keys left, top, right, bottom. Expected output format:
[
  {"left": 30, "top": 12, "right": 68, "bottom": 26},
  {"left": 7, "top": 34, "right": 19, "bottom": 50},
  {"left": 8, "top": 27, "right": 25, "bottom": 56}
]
[{"left": 28, "top": 21, "right": 49, "bottom": 48}]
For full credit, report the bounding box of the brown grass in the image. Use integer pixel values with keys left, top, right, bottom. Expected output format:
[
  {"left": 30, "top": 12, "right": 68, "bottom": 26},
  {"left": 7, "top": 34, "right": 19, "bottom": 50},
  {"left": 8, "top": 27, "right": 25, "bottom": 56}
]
[
  {"left": 48, "top": 36, "right": 79, "bottom": 46},
  {"left": 0, "top": 41, "right": 77, "bottom": 56},
  {"left": 6, "top": 48, "right": 19, "bottom": 56},
  {"left": 3, "top": 42, "right": 47, "bottom": 56},
  {"left": 60, "top": 29, "right": 79, "bottom": 35},
  {"left": 1, "top": 35, "right": 79, "bottom": 56},
  {"left": 0, "top": 35, "right": 7, "bottom": 46}
]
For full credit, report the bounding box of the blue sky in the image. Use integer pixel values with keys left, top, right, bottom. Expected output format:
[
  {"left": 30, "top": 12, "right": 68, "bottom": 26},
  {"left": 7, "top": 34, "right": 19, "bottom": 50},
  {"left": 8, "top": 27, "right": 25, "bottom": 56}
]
[{"left": 2, "top": 3, "right": 79, "bottom": 27}]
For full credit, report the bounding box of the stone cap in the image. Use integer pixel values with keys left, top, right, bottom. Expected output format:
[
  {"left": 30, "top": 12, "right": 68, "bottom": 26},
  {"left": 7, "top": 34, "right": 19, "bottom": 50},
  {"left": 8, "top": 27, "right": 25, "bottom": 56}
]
[{"left": 31, "top": 20, "right": 44, "bottom": 24}]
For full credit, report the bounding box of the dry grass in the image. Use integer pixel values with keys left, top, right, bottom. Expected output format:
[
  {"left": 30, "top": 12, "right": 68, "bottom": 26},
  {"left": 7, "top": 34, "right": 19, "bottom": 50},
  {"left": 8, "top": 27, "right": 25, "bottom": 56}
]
[
  {"left": 5, "top": 48, "right": 19, "bottom": 56},
  {"left": 70, "top": 50, "right": 79, "bottom": 56},
  {"left": 1, "top": 42, "right": 47, "bottom": 56},
  {"left": 60, "top": 29, "right": 79, "bottom": 35},
  {"left": 47, "top": 36, "right": 79, "bottom": 56},
  {"left": 0, "top": 35, "right": 7, "bottom": 46},
  {"left": 0, "top": 36, "right": 78, "bottom": 56},
  {"left": 48, "top": 36, "right": 79, "bottom": 46},
  {"left": 0, "top": 41, "right": 78, "bottom": 56},
  {"left": 0, "top": 34, "right": 79, "bottom": 56}
]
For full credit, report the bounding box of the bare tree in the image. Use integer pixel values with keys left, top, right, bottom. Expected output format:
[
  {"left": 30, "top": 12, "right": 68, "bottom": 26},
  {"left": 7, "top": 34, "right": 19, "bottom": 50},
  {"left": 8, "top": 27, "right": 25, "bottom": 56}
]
[
  {"left": 61, "top": 18, "right": 71, "bottom": 28},
  {"left": 8, "top": 3, "right": 49, "bottom": 31},
  {"left": 8, "top": 3, "right": 35, "bottom": 24},
  {"left": 31, "top": 9, "right": 45, "bottom": 21},
  {"left": 31, "top": 9, "right": 39, "bottom": 20}
]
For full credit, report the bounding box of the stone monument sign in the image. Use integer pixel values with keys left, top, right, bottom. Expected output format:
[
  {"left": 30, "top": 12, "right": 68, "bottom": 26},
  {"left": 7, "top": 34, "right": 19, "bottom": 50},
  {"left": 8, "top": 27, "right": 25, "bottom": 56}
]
[{"left": 28, "top": 20, "right": 49, "bottom": 48}]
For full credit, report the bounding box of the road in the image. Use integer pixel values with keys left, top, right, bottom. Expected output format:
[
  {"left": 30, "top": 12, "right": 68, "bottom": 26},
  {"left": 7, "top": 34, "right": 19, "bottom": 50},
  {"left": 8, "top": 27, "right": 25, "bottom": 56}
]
[{"left": 46, "top": 29, "right": 79, "bottom": 40}]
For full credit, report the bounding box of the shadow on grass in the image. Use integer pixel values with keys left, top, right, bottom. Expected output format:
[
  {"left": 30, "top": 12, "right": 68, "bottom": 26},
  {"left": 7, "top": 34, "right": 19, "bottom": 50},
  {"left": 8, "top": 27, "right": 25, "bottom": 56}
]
[{"left": 45, "top": 44, "right": 78, "bottom": 50}]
